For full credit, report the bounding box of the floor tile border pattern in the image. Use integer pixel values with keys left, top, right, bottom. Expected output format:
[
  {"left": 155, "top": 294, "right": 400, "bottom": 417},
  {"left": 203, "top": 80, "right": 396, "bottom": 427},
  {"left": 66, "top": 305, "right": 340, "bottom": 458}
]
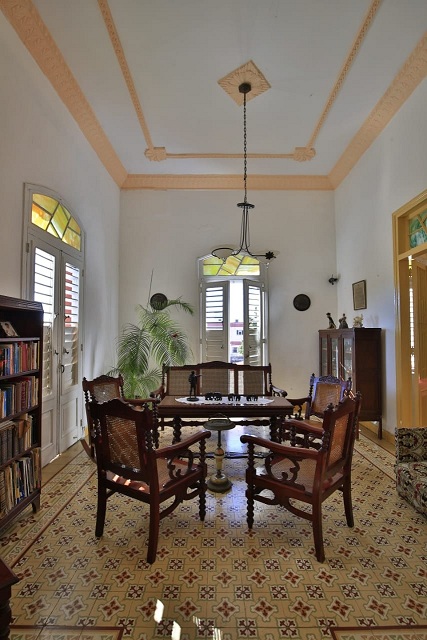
[
  {"left": 1, "top": 448, "right": 96, "bottom": 566},
  {"left": 10, "top": 624, "right": 123, "bottom": 640},
  {"left": 331, "top": 624, "right": 427, "bottom": 640}
]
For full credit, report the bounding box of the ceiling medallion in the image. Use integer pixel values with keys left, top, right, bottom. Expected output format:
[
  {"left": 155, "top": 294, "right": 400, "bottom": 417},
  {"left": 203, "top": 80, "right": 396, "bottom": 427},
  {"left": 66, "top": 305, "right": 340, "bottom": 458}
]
[{"left": 218, "top": 60, "right": 271, "bottom": 105}]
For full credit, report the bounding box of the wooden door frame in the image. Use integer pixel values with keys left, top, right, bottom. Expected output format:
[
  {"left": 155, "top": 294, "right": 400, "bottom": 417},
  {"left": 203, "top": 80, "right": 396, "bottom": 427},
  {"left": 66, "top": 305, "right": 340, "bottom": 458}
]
[{"left": 393, "top": 188, "right": 427, "bottom": 427}]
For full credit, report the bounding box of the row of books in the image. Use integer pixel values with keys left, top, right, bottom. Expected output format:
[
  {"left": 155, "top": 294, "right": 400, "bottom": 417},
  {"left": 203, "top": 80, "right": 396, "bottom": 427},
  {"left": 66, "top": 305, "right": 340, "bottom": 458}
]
[
  {"left": 0, "top": 448, "right": 40, "bottom": 517},
  {"left": 0, "top": 414, "right": 34, "bottom": 464},
  {"left": 0, "top": 340, "right": 39, "bottom": 376},
  {"left": 0, "top": 376, "right": 39, "bottom": 418}
]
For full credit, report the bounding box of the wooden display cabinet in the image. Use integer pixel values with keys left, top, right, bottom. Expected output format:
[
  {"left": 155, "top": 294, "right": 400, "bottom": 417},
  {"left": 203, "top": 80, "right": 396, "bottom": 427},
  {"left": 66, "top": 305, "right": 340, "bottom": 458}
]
[
  {"left": 319, "top": 328, "right": 382, "bottom": 437},
  {"left": 0, "top": 295, "right": 43, "bottom": 531}
]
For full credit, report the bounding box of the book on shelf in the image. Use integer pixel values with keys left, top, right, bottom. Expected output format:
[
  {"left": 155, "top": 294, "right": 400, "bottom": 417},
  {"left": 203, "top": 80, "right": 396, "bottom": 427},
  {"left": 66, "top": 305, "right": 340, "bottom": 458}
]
[
  {"left": 0, "top": 447, "right": 41, "bottom": 515},
  {"left": 0, "top": 415, "right": 34, "bottom": 465},
  {"left": 0, "top": 341, "right": 39, "bottom": 376}
]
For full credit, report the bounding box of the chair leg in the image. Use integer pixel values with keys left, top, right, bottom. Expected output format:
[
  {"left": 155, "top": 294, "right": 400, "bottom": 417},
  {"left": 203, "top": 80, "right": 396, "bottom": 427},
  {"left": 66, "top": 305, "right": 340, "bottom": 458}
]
[
  {"left": 199, "top": 480, "right": 207, "bottom": 521},
  {"left": 246, "top": 485, "right": 254, "bottom": 529},
  {"left": 312, "top": 500, "right": 325, "bottom": 563},
  {"left": 342, "top": 478, "right": 354, "bottom": 527},
  {"left": 147, "top": 502, "right": 160, "bottom": 564},
  {"left": 95, "top": 483, "right": 107, "bottom": 538}
]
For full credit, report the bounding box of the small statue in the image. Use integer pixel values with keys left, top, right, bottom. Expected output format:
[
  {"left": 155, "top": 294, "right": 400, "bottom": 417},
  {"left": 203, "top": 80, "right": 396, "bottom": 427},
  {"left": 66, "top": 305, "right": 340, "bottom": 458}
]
[
  {"left": 353, "top": 314, "right": 364, "bottom": 328},
  {"left": 339, "top": 314, "right": 348, "bottom": 329},
  {"left": 326, "top": 312, "right": 336, "bottom": 329},
  {"left": 188, "top": 370, "right": 198, "bottom": 398}
]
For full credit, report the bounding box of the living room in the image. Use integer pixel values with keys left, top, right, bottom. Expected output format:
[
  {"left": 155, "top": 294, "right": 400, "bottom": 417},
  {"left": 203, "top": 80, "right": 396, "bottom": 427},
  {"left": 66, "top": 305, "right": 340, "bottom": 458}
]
[{"left": 0, "top": 1, "right": 427, "bottom": 637}]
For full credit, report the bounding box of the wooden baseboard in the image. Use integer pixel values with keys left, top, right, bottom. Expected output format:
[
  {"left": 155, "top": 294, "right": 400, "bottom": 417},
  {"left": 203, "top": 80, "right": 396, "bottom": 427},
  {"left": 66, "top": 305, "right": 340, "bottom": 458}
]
[{"left": 359, "top": 421, "right": 394, "bottom": 446}]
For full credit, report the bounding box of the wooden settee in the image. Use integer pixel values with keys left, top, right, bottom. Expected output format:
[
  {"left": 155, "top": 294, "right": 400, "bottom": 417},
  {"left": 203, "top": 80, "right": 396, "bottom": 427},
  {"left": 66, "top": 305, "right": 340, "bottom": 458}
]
[
  {"left": 153, "top": 360, "right": 287, "bottom": 399},
  {"left": 152, "top": 361, "right": 287, "bottom": 435}
]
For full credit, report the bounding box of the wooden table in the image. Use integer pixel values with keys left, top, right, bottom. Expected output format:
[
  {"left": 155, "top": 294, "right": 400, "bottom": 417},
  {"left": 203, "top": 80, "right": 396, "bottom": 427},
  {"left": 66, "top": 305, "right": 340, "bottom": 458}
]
[{"left": 158, "top": 395, "right": 293, "bottom": 444}]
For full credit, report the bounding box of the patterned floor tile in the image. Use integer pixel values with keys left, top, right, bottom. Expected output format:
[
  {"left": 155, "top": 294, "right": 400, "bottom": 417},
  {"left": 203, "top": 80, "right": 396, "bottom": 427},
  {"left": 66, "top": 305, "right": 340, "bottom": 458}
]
[{"left": 3, "top": 433, "right": 427, "bottom": 639}]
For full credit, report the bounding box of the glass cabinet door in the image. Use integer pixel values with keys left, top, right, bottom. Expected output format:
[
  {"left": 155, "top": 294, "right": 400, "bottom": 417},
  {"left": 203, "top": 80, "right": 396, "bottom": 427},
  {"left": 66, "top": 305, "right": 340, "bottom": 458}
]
[
  {"left": 320, "top": 336, "right": 328, "bottom": 375},
  {"left": 331, "top": 337, "right": 339, "bottom": 378},
  {"left": 343, "top": 337, "right": 353, "bottom": 380}
]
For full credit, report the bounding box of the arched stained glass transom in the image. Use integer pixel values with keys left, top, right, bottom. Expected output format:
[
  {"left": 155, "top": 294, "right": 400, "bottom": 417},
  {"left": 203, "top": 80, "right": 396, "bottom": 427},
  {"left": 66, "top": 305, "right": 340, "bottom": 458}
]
[
  {"left": 202, "top": 253, "right": 260, "bottom": 277},
  {"left": 32, "top": 193, "right": 82, "bottom": 251}
]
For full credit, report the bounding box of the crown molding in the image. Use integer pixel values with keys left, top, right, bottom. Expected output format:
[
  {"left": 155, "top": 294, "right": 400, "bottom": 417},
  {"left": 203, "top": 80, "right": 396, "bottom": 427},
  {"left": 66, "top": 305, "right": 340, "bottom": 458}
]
[
  {"left": 121, "top": 174, "right": 333, "bottom": 191},
  {"left": 0, "top": 0, "right": 128, "bottom": 186}
]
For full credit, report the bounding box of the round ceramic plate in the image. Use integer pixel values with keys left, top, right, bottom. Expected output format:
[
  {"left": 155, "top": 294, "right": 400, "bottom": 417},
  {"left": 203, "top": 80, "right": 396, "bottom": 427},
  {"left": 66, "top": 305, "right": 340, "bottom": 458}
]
[
  {"left": 293, "top": 294, "right": 311, "bottom": 311},
  {"left": 150, "top": 292, "right": 168, "bottom": 310}
]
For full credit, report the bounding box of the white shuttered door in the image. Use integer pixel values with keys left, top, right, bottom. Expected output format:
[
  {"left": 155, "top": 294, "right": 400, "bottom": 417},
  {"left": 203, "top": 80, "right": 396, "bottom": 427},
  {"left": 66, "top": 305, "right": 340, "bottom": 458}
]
[{"left": 29, "top": 239, "right": 83, "bottom": 465}]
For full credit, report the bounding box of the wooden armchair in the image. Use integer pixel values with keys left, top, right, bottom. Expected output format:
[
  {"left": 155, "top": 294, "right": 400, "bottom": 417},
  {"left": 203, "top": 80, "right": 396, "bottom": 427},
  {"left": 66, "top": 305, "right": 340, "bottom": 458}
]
[
  {"left": 89, "top": 397, "right": 211, "bottom": 564},
  {"left": 288, "top": 373, "right": 352, "bottom": 421},
  {"left": 82, "top": 374, "right": 159, "bottom": 458},
  {"left": 240, "top": 393, "right": 361, "bottom": 562}
]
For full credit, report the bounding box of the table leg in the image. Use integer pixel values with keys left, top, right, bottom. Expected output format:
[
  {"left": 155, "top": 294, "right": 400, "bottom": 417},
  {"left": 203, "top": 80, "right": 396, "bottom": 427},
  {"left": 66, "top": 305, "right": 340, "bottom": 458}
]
[
  {"left": 270, "top": 416, "right": 280, "bottom": 443},
  {"left": 207, "top": 429, "right": 232, "bottom": 493}
]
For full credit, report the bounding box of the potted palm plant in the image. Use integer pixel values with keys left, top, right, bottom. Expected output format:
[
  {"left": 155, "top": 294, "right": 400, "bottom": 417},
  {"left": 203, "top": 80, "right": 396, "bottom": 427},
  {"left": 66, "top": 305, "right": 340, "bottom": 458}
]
[{"left": 110, "top": 295, "right": 194, "bottom": 398}]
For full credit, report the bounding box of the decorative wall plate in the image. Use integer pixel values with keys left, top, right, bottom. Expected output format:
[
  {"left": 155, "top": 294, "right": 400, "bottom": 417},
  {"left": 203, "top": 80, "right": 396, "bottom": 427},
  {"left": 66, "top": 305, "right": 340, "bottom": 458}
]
[
  {"left": 150, "top": 293, "right": 168, "bottom": 310},
  {"left": 293, "top": 294, "right": 311, "bottom": 311}
]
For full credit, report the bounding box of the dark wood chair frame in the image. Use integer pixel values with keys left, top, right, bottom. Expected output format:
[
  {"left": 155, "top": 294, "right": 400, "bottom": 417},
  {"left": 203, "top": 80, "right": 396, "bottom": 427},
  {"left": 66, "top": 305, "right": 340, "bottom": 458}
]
[
  {"left": 90, "top": 397, "right": 211, "bottom": 564},
  {"left": 82, "top": 374, "right": 159, "bottom": 458},
  {"left": 287, "top": 373, "right": 352, "bottom": 420},
  {"left": 240, "top": 392, "right": 361, "bottom": 563}
]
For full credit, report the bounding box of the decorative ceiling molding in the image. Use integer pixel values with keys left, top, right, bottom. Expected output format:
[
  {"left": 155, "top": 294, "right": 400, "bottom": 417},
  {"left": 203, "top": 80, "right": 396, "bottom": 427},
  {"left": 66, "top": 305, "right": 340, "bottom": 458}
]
[
  {"left": 329, "top": 32, "right": 427, "bottom": 189},
  {"left": 0, "top": 0, "right": 128, "bottom": 187},
  {"left": 1, "top": 0, "right": 425, "bottom": 192},
  {"left": 98, "top": 0, "right": 154, "bottom": 155},
  {"left": 121, "top": 174, "right": 333, "bottom": 191},
  {"left": 99, "top": 0, "right": 378, "bottom": 166},
  {"left": 306, "top": 0, "right": 382, "bottom": 150}
]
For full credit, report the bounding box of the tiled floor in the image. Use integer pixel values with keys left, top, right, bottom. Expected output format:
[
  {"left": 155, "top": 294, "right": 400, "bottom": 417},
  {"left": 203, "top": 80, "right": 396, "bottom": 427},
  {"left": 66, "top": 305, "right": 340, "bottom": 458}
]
[{"left": 4, "top": 427, "right": 426, "bottom": 640}]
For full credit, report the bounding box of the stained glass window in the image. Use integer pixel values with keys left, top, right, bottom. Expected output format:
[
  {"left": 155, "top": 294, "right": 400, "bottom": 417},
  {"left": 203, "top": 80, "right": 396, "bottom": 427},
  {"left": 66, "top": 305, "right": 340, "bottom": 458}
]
[
  {"left": 409, "top": 209, "right": 427, "bottom": 249},
  {"left": 203, "top": 253, "right": 260, "bottom": 276},
  {"left": 32, "top": 194, "right": 82, "bottom": 251}
]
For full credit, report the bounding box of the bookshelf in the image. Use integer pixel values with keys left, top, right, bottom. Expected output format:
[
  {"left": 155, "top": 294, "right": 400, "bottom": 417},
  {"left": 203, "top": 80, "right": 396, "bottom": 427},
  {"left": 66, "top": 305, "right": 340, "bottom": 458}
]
[{"left": 0, "top": 295, "right": 43, "bottom": 531}]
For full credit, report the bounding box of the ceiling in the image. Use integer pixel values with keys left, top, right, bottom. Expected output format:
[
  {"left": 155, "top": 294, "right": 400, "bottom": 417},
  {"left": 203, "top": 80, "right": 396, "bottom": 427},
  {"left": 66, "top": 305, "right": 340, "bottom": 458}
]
[{"left": 2, "top": 0, "right": 427, "bottom": 190}]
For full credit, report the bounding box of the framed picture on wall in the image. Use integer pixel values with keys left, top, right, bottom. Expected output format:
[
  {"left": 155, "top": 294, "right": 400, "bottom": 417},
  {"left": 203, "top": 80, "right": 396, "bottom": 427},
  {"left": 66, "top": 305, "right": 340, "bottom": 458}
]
[{"left": 352, "top": 280, "right": 367, "bottom": 310}]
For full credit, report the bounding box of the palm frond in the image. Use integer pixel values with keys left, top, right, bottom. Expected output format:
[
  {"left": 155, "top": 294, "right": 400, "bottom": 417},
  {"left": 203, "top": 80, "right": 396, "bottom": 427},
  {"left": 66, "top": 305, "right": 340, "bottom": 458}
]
[{"left": 112, "top": 297, "right": 193, "bottom": 397}]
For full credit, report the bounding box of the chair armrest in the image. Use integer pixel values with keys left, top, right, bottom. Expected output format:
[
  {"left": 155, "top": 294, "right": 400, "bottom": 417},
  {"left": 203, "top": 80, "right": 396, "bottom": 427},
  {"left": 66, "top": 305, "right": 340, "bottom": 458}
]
[
  {"left": 155, "top": 429, "right": 212, "bottom": 458},
  {"left": 287, "top": 418, "right": 323, "bottom": 437},
  {"left": 124, "top": 397, "right": 160, "bottom": 406},
  {"left": 271, "top": 385, "right": 288, "bottom": 398},
  {"left": 150, "top": 385, "right": 165, "bottom": 399},
  {"left": 240, "top": 433, "right": 318, "bottom": 459}
]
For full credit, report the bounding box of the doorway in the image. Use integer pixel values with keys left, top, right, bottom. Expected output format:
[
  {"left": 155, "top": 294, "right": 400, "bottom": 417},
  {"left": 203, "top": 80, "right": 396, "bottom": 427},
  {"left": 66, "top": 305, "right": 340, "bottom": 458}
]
[
  {"left": 22, "top": 185, "right": 84, "bottom": 465},
  {"left": 393, "top": 189, "right": 427, "bottom": 427},
  {"left": 199, "top": 253, "right": 268, "bottom": 365}
]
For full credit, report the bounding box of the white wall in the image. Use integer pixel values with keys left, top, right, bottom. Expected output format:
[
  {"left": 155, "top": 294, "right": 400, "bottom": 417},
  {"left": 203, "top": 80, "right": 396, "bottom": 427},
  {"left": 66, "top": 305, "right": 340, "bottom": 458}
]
[
  {"left": 0, "top": 15, "right": 120, "bottom": 377},
  {"left": 119, "top": 188, "right": 337, "bottom": 396},
  {"left": 335, "top": 79, "right": 427, "bottom": 434}
]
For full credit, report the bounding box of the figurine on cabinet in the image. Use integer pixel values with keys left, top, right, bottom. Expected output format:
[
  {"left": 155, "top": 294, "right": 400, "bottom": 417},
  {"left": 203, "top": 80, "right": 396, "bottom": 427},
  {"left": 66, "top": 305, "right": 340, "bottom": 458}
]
[
  {"left": 353, "top": 314, "right": 364, "bottom": 328},
  {"left": 326, "top": 312, "right": 336, "bottom": 329},
  {"left": 339, "top": 314, "right": 348, "bottom": 329}
]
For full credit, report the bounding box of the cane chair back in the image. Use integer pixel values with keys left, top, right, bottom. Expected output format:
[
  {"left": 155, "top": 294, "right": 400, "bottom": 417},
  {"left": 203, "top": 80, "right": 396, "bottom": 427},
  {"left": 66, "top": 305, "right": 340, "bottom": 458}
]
[
  {"left": 82, "top": 375, "right": 125, "bottom": 457},
  {"left": 199, "top": 361, "right": 232, "bottom": 396},
  {"left": 90, "top": 397, "right": 211, "bottom": 563},
  {"left": 309, "top": 374, "right": 352, "bottom": 419},
  {"left": 237, "top": 364, "right": 273, "bottom": 396}
]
